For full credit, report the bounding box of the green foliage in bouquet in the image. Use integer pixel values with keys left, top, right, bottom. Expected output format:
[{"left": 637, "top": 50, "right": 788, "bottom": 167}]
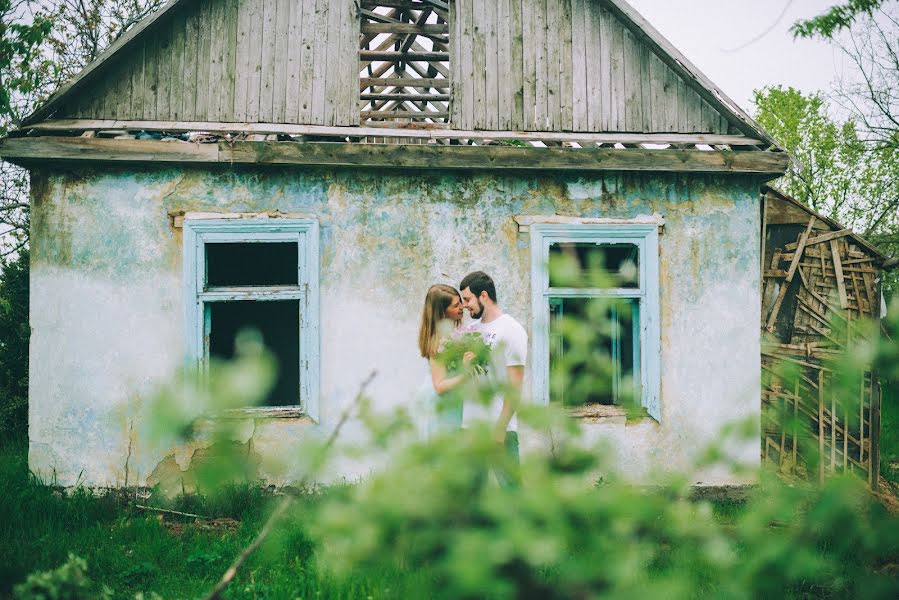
[{"left": 435, "top": 332, "right": 492, "bottom": 373}]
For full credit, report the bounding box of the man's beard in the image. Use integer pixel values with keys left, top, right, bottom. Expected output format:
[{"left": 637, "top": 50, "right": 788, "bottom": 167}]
[{"left": 471, "top": 297, "right": 484, "bottom": 319}]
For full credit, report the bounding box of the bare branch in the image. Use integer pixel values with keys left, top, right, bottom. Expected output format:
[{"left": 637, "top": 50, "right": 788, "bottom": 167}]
[{"left": 203, "top": 371, "right": 378, "bottom": 600}]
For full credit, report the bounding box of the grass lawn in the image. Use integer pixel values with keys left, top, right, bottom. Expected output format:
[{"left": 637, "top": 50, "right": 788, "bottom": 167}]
[
  {"left": 2, "top": 425, "right": 896, "bottom": 599},
  {"left": 0, "top": 440, "right": 419, "bottom": 599}
]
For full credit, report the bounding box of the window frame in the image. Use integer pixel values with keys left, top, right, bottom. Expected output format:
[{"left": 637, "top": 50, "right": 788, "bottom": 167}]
[
  {"left": 529, "top": 223, "right": 661, "bottom": 421},
  {"left": 182, "top": 218, "right": 320, "bottom": 421}
]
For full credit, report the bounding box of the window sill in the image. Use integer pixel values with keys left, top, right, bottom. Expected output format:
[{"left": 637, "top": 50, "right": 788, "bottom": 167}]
[
  {"left": 566, "top": 404, "right": 651, "bottom": 424},
  {"left": 217, "top": 406, "right": 313, "bottom": 421}
]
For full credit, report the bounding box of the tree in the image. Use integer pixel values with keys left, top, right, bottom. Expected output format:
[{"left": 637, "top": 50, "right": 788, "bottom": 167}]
[
  {"left": 0, "top": 0, "right": 54, "bottom": 256},
  {"left": 0, "top": 248, "right": 28, "bottom": 441},
  {"left": 830, "top": 10, "right": 899, "bottom": 153},
  {"left": 753, "top": 86, "right": 899, "bottom": 297},
  {"left": 792, "top": 0, "right": 891, "bottom": 38},
  {"left": 784, "top": 2, "right": 899, "bottom": 287},
  {"left": 0, "top": 0, "right": 164, "bottom": 255}
]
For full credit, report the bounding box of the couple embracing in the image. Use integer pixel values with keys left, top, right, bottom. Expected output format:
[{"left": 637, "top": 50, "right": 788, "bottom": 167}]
[{"left": 417, "top": 271, "right": 527, "bottom": 486}]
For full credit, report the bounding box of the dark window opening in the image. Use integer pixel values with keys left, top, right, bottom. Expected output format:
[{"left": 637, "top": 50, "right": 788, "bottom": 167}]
[
  {"left": 549, "top": 243, "right": 640, "bottom": 288},
  {"left": 549, "top": 297, "right": 639, "bottom": 406},
  {"left": 206, "top": 242, "right": 298, "bottom": 287},
  {"left": 209, "top": 300, "right": 300, "bottom": 407}
]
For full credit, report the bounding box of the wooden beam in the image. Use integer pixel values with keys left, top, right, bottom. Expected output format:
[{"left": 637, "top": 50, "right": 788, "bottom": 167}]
[
  {"left": 361, "top": 93, "right": 450, "bottom": 102},
  {"left": 24, "top": 119, "right": 770, "bottom": 147},
  {"left": 0, "top": 136, "right": 792, "bottom": 175},
  {"left": 360, "top": 77, "right": 449, "bottom": 89},
  {"left": 830, "top": 239, "right": 850, "bottom": 309},
  {"left": 784, "top": 229, "right": 853, "bottom": 250},
  {"left": 766, "top": 217, "right": 816, "bottom": 332},
  {"left": 361, "top": 110, "right": 449, "bottom": 119},
  {"left": 360, "top": 51, "right": 449, "bottom": 61},
  {"left": 361, "top": 23, "right": 449, "bottom": 34}
]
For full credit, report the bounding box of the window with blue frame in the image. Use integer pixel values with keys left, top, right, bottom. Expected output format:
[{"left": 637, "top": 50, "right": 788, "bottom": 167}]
[
  {"left": 182, "top": 219, "right": 320, "bottom": 420},
  {"left": 530, "top": 223, "right": 661, "bottom": 421}
]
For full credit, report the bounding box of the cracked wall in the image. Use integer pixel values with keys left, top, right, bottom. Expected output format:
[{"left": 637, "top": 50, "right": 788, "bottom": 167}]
[{"left": 28, "top": 165, "right": 764, "bottom": 487}]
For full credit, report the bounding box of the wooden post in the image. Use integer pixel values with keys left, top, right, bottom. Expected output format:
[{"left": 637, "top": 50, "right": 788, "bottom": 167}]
[
  {"left": 831, "top": 380, "right": 837, "bottom": 472},
  {"left": 793, "top": 378, "right": 799, "bottom": 468},
  {"left": 760, "top": 192, "right": 768, "bottom": 287},
  {"left": 844, "top": 401, "right": 849, "bottom": 470},
  {"left": 818, "top": 369, "right": 825, "bottom": 482}
]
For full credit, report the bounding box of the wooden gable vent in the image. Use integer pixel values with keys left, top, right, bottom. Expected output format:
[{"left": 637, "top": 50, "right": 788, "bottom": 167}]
[{"left": 360, "top": 1, "right": 451, "bottom": 124}]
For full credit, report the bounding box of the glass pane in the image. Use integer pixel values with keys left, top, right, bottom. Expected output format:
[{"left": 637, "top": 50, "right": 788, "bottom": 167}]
[
  {"left": 209, "top": 300, "right": 300, "bottom": 407},
  {"left": 549, "top": 297, "right": 640, "bottom": 406},
  {"left": 548, "top": 242, "right": 639, "bottom": 288},
  {"left": 206, "top": 242, "right": 298, "bottom": 287}
]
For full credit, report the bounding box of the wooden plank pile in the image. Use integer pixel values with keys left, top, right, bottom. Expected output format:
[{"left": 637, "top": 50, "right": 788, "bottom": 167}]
[{"left": 761, "top": 197, "right": 882, "bottom": 485}]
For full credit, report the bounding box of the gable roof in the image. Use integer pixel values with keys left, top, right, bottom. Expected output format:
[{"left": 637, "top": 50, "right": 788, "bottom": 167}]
[
  {"left": 601, "top": 0, "right": 776, "bottom": 146},
  {"left": 22, "top": 0, "right": 187, "bottom": 126},
  {"left": 20, "top": 0, "right": 779, "bottom": 147}
]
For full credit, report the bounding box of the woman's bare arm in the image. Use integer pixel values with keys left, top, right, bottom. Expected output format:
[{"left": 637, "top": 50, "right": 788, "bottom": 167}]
[{"left": 429, "top": 352, "right": 474, "bottom": 395}]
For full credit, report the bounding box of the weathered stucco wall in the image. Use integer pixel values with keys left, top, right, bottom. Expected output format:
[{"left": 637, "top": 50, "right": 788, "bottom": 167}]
[{"left": 28, "top": 165, "right": 762, "bottom": 487}]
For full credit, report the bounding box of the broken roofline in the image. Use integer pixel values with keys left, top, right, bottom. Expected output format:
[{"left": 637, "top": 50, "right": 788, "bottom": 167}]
[
  {"left": 764, "top": 186, "right": 889, "bottom": 262},
  {"left": 17, "top": 119, "right": 770, "bottom": 147},
  {"left": 0, "top": 135, "right": 791, "bottom": 176},
  {"left": 17, "top": 0, "right": 782, "bottom": 151}
]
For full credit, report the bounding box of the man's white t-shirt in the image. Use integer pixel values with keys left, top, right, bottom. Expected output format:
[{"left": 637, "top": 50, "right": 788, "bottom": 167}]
[{"left": 462, "top": 313, "right": 528, "bottom": 431}]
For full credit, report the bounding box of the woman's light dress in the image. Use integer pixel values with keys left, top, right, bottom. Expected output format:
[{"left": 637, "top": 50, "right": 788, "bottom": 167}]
[{"left": 418, "top": 359, "right": 463, "bottom": 438}]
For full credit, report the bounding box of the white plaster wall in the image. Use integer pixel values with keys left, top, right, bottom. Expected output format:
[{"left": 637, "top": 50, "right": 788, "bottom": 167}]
[{"left": 28, "top": 169, "right": 762, "bottom": 487}]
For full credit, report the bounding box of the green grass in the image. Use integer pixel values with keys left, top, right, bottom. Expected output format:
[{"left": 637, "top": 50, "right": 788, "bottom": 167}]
[
  {"left": 0, "top": 440, "right": 418, "bottom": 599},
  {"left": 1, "top": 434, "right": 893, "bottom": 600},
  {"left": 880, "top": 376, "right": 899, "bottom": 486}
]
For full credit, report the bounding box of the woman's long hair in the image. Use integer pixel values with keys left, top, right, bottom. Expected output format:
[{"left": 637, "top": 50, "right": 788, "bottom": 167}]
[{"left": 418, "top": 284, "right": 461, "bottom": 358}]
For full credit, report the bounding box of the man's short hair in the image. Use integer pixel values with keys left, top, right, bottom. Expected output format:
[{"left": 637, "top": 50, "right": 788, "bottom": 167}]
[{"left": 460, "top": 271, "right": 497, "bottom": 303}]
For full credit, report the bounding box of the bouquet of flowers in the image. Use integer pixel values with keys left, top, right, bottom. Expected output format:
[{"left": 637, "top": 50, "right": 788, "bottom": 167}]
[{"left": 435, "top": 332, "right": 492, "bottom": 373}]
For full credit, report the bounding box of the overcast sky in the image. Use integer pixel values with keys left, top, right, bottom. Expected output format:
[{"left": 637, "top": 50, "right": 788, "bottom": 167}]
[{"left": 627, "top": 0, "right": 850, "bottom": 115}]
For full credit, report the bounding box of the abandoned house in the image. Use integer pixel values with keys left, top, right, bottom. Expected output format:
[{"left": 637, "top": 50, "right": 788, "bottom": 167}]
[{"left": 0, "top": 0, "right": 799, "bottom": 488}]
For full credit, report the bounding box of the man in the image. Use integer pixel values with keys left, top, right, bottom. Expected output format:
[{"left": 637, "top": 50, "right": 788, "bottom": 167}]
[{"left": 459, "top": 271, "right": 527, "bottom": 487}]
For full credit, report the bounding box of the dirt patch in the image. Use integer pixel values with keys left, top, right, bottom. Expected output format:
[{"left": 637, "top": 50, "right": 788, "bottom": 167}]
[
  {"left": 159, "top": 515, "right": 241, "bottom": 537},
  {"left": 874, "top": 478, "right": 899, "bottom": 513}
]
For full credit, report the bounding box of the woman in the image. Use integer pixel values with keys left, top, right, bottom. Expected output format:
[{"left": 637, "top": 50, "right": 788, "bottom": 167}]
[{"left": 417, "top": 284, "right": 474, "bottom": 436}]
